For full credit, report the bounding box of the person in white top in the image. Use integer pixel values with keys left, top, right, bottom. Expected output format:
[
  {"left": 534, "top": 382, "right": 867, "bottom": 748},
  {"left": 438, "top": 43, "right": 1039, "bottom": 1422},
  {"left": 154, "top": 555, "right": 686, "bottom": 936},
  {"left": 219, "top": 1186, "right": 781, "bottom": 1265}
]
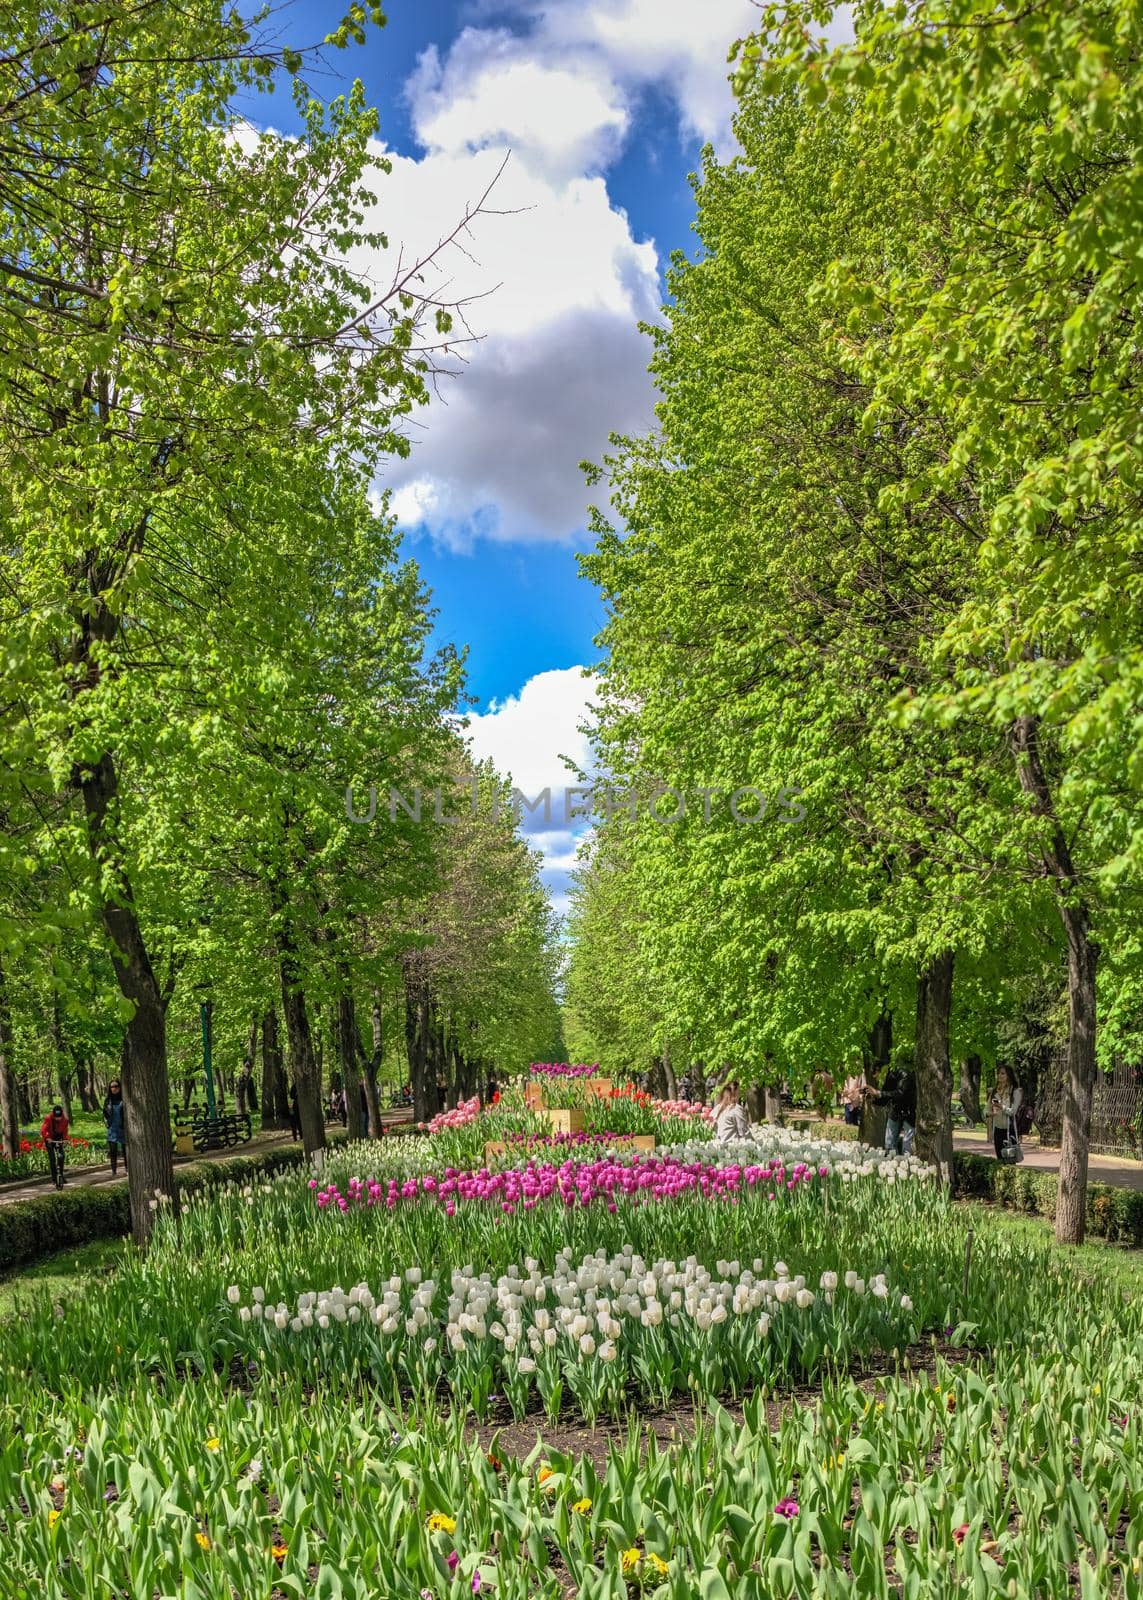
[
  {"left": 713, "top": 1081, "right": 750, "bottom": 1145},
  {"left": 990, "top": 1066, "right": 1023, "bottom": 1159}
]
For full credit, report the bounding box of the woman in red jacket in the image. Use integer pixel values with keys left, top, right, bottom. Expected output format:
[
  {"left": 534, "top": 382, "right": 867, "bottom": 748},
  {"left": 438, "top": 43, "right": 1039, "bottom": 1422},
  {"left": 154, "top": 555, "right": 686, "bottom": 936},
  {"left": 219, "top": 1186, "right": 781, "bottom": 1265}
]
[{"left": 40, "top": 1105, "right": 70, "bottom": 1189}]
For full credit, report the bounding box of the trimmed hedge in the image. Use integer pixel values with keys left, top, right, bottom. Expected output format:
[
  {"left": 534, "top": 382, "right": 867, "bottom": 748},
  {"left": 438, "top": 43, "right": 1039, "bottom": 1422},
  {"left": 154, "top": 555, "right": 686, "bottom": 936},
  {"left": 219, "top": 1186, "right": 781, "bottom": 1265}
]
[
  {"left": 0, "top": 1143, "right": 317, "bottom": 1277},
  {"left": 803, "top": 1119, "right": 860, "bottom": 1142},
  {"left": 953, "top": 1152, "right": 1143, "bottom": 1247}
]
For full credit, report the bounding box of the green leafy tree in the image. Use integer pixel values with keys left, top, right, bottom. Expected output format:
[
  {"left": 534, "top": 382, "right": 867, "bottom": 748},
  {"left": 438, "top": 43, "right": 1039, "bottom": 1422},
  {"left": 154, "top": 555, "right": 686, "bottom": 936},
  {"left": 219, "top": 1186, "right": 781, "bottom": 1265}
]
[{"left": 733, "top": 0, "right": 1143, "bottom": 1239}]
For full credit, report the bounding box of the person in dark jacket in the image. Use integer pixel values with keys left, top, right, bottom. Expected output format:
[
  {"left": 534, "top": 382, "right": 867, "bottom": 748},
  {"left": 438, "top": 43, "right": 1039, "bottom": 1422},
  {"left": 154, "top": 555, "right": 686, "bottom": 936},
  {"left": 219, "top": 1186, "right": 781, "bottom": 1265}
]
[
  {"left": 103, "top": 1079, "right": 127, "bottom": 1177},
  {"left": 868, "top": 1066, "right": 916, "bottom": 1156},
  {"left": 40, "top": 1105, "right": 70, "bottom": 1188}
]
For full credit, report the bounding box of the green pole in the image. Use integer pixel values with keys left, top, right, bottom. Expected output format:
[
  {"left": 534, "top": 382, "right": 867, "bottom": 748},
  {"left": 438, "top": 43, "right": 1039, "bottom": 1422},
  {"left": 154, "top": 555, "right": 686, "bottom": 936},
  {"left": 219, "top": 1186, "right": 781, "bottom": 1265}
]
[{"left": 200, "top": 1000, "right": 217, "bottom": 1119}]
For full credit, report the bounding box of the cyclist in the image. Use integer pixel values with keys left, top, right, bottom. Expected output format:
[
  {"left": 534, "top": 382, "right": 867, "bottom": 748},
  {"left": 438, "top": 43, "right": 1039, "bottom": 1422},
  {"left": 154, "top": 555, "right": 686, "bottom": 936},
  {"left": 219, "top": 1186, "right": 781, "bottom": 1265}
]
[{"left": 40, "top": 1104, "right": 70, "bottom": 1189}]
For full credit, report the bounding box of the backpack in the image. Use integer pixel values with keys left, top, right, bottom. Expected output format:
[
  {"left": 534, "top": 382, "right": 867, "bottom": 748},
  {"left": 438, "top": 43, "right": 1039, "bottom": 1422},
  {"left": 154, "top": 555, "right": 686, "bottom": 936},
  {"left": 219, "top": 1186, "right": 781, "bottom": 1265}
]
[{"left": 1015, "top": 1098, "right": 1034, "bottom": 1137}]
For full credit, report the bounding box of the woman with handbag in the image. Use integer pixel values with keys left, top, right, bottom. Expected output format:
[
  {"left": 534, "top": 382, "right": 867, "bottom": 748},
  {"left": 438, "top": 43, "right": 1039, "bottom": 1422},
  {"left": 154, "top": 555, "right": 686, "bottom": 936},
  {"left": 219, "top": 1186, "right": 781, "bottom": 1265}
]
[{"left": 990, "top": 1067, "right": 1023, "bottom": 1161}]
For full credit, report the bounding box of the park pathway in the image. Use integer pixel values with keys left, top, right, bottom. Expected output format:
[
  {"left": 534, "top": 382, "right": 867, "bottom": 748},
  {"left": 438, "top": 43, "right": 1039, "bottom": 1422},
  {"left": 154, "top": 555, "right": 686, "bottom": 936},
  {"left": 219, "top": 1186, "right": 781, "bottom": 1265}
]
[{"left": 0, "top": 1112, "right": 414, "bottom": 1208}]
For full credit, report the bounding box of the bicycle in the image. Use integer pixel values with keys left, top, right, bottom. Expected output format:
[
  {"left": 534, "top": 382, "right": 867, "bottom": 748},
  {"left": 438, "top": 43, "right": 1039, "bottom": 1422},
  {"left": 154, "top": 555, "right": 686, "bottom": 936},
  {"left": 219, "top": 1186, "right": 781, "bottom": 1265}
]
[{"left": 45, "top": 1137, "right": 68, "bottom": 1189}]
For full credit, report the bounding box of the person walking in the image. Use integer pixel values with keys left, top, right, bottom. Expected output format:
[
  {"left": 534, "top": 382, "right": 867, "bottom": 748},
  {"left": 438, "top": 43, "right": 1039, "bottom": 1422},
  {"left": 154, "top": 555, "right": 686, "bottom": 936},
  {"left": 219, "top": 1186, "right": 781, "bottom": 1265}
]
[
  {"left": 102, "top": 1079, "right": 127, "bottom": 1177},
  {"left": 40, "top": 1104, "right": 70, "bottom": 1189},
  {"left": 868, "top": 1063, "right": 916, "bottom": 1156},
  {"left": 713, "top": 1081, "right": 750, "bottom": 1145},
  {"left": 989, "top": 1066, "right": 1024, "bottom": 1160}
]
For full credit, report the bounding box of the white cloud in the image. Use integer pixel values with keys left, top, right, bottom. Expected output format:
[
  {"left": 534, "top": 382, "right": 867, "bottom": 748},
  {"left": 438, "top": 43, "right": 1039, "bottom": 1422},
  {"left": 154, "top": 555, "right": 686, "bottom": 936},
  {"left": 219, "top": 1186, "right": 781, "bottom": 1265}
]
[
  {"left": 506, "top": 0, "right": 760, "bottom": 151},
  {"left": 409, "top": 29, "right": 629, "bottom": 183},
  {"left": 356, "top": 1, "right": 815, "bottom": 545},
  {"left": 354, "top": 144, "right": 659, "bottom": 540},
  {"left": 465, "top": 666, "right": 597, "bottom": 907},
  {"left": 465, "top": 665, "right": 595, "bottom": 798}
]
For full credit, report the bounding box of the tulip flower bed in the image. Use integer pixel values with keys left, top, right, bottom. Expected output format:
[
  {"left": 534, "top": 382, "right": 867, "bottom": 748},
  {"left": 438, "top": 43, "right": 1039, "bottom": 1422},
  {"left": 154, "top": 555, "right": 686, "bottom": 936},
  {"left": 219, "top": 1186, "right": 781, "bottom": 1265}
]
[
  {"left": 310, "top": 1150, "right": 829, "bottom": 1220},
  {"left": 4, "top": 1262, "right": 1143, "bottom": 1598},
  {"left": 228, "top": 1250, "right": 914, "bottom": 1424},
  {"left": 410, "top": 1086, "right": 711, "bottom": 1169},
  {"left": 4, "top": 1123, "right": 1143, "bottom": 1597},
  {"left": 0, "top": 1134, "right": 100, "bottom": 1184}
]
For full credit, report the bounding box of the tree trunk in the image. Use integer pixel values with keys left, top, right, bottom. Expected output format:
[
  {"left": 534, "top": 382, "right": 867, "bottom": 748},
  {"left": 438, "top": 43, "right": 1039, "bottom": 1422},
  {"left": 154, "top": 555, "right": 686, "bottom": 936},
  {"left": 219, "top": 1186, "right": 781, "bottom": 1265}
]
[
  {"left": 355, "top": 989, "right": 383, "bottom": 1138},
  {"left": 959, "top": 1054, "right": 983, "bottom": 1126},
  {"left": 403, "top": 960, "right": 435, "bottom": 1126},
  {"left": 238, "top": 1014, "right": 258, "bottom": 1114},
  {"left": 864, "top": 1005, "right": 893, "bottom": 1079},
  {"left": 74, "top": 1056, "right": 98, "bottom": 1114},
  {"left": 273, "top": 901, "right": 325, "bottom": 1158},
  {"left": 1011, "top": 713, "right": 1099, "bottom": 1244},
  {"left": 692, "top": 1061, "right": 707, "bottom": 1103},
  {"left": 0, "top": 955, "right": 20, "bottom": 1159},
  {"left": 77, "top": 750, "right": 176, "bottom": 1244},
  {"left": 661, "top": 1046, "right": 677, "bottom": 1101},
  {"left": 50, "top": 990, "right": 73, "bottom": 1121},
  {"left": 429, "top": 1010, "right": 447, "bottom": 1114},
  {"left": 763, "top": 1086, "right": 783, "bottom": 1124},
  {"left": 914, "top": 949, "right": 955, "bottom": 1183},
  {"left": 260, "top": 1007, "right": 288, "bottom": 1130},
  {"left": 1056, "top": 907, "right": 1098, "bottom": 1244},
  {"left": 337, "top": 980, "right": 366, "bottom": 1142}
]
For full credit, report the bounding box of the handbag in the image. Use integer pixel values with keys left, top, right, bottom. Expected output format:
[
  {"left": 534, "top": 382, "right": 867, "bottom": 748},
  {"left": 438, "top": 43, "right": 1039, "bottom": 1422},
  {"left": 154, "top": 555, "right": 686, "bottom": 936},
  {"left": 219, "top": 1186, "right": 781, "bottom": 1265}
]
[{"left": 1000, "top": 1129, "right": 1024, "bottom": 1164}]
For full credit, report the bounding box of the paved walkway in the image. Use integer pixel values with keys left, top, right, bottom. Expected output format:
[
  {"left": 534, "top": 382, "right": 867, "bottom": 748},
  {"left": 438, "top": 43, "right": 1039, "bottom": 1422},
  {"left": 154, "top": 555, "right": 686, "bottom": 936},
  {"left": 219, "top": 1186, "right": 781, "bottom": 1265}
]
[
  {"left": 952, "top": 1127, "right": 1143, "bottom": 1191},
  {"left": 0, "top": 1113, "right": 414, "bottom": 1207}
]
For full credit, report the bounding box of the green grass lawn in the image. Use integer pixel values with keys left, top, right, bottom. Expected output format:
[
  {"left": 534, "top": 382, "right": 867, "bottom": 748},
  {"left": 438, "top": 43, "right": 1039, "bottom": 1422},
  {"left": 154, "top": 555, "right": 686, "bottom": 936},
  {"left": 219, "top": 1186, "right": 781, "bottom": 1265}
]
[
  {"left": 0, "top": 1237, "right": 130, "bottom": 1321},
  {"left": 960, "top": 1200, "right": 1143, "bottom": 1298}
]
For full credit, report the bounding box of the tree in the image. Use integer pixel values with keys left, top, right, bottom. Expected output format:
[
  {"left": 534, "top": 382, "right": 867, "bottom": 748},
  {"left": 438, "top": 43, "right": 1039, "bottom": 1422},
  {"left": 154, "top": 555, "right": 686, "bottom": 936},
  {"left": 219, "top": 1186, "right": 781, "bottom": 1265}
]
[
  {"left": 734, "top": 0, "right": 1143, "bottom": 1239},
  {"left": 573, "top": 85, "right": 1049, "bottom": 1186},
  {"left": 0, "top": 2, "right": 488, "bottom": 1235}
]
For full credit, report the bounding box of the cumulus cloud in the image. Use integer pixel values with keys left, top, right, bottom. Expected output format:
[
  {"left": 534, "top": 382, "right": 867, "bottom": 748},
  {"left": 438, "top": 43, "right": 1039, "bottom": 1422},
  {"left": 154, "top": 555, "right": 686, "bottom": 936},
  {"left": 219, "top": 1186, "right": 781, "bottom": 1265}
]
[
  {"left": 388, "top": 306, "right": 655, "bottom": 545},
  {"left": 343, "top": 3, "right": 853, "bottom": 548},
  {"left": 464, "top": 665, "right": 595, "bottom": 800},
  {"left": 493, "top": 0, "right": 762, "bottom": 151},
  {"left": 408, "top": 29, "right": 630, "bottom": 183},
  {"left": 355, "top": 143, "right": 659, "bottom": 542},
  {"left": 464, "top": 666, "right": 597, "bottom": 909}
]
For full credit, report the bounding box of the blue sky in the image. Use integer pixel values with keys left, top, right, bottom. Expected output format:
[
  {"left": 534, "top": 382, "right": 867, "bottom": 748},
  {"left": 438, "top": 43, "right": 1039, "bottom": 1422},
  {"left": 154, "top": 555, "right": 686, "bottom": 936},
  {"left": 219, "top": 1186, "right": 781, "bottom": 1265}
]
[{"left": 251, "top": 0, "right": 764, "bottom": 910}]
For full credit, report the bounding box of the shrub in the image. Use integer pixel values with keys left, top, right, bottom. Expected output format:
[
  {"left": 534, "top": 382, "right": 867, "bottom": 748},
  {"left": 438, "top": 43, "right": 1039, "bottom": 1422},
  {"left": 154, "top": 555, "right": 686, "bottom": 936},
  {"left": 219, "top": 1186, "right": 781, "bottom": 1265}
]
[
  {"left": 806, "top": 1119, "right": 859, "bottom": 1143},
  {"left": 953, "top": 1153, "right": 1143, "bottom": 1246}
]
